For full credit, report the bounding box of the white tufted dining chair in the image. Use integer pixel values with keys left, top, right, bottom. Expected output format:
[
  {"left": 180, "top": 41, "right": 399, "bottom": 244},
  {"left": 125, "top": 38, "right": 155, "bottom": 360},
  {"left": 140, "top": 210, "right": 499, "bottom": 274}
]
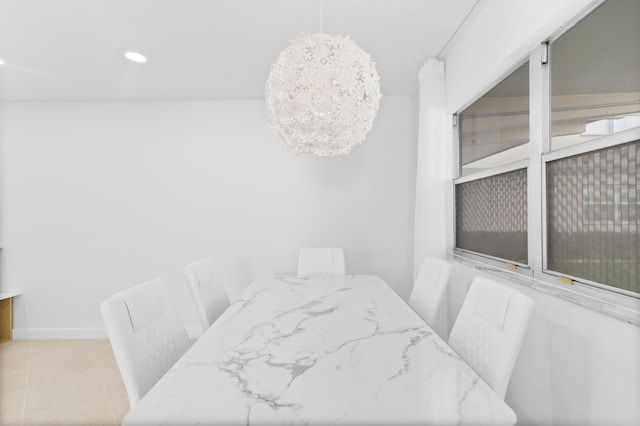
[
  {"left": 297, "top": 248, "right": 346, "bottom": 276},
  {"left": 408, "top": 256, "right": 452, "bottom": 327},
  {"left": 448, "top": 276, "right": 534, "bottom": 399},
  {"left": 184, "top": 258, "right": 230, "bottom": 333},
  {"left": 100, "top": 278, "right": 191, "bottom": 407}
]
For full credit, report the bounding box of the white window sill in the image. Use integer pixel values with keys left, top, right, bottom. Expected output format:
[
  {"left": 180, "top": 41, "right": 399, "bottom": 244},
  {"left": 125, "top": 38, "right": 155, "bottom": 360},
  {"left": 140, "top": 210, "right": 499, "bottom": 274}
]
[{"left": 449, "top": 252, "right": 640, "bottom": 326}]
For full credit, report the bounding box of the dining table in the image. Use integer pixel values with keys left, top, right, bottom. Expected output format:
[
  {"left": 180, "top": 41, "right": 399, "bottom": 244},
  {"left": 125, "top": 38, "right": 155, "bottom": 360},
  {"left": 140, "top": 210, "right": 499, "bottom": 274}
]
[{"left": 123, "top": 275, "right": 517, "bottom": 425}]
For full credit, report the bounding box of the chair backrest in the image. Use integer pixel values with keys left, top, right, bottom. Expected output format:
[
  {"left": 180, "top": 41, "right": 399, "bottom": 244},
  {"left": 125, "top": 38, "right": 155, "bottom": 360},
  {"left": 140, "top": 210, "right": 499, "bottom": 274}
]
[
  {"left": 297, "top": 248, "right": 346, "bottom": 276},
  {"left": 184, "top": 258, "right": 230, "bottom": 332},
  {"left": 408, "top": 256, "right": 452, "bottom": 325},
  {"left": 100, "top": 278, "right": 191, "bottom": 407},
  {"left": 448, "top": 276, "right": 534, "bottom": 399}
]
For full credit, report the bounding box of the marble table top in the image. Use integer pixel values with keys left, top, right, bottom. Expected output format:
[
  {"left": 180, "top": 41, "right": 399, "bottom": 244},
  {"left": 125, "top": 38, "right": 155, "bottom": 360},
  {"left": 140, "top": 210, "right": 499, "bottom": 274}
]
[{"left": 124, "top": 275, "right": 517, "bottom": 425}]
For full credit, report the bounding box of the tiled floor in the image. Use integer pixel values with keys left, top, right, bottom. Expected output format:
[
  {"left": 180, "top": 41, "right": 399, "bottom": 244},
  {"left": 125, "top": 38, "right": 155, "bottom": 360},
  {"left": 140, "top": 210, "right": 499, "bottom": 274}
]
[{"left": 0, "top": 339, "right": 129, "bottom": 426}]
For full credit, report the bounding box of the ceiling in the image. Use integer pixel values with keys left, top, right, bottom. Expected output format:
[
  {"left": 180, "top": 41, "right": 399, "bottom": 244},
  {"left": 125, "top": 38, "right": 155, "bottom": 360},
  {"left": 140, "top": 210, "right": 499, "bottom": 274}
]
[{"left": 0, "top": 0, "right": 478, "bottom": 102}]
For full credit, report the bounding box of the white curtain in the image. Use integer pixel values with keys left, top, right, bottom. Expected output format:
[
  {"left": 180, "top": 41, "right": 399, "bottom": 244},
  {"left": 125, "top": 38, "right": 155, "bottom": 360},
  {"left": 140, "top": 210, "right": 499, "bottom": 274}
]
[{"left": 413, "top": 58, "right": 447, "bottom": 279}]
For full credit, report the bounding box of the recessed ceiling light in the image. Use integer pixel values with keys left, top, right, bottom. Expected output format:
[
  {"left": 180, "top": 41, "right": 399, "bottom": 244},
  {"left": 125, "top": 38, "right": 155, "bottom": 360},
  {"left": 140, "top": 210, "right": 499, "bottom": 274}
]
[
  {"left": 124, "top": 51, "right": 148, "bottom": 63},
  {"left": 0, "top": 57, "right": 4, "bottom": 65}
]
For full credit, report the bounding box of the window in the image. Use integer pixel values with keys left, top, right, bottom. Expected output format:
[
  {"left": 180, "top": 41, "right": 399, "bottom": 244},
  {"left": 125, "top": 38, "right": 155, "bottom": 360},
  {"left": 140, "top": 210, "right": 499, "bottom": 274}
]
[
  {"left": 456, "top": 168, "right": 528, "bottom": 264},
  {"left": 455, "top": 62, "right": 529, "bottom": 265},
  {"left": 550, "top": 0, "right": 640, "bottom": 151},
  {"left": 459, "top": 63, "right": 529, "bottom": 177},
  {"left": 546, "top": 140, "right": 639, "bottom": 294},
  {"left": 543, "top": 0, "right": 640, "bottom": 298},
  {"left": 454, "top": 0, "right": 640, "bottom": 320}
]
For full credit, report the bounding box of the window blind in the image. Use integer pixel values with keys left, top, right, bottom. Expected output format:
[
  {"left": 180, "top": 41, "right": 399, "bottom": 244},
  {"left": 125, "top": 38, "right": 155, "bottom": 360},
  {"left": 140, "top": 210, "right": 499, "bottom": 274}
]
[
  {"left": 456, "top": 168, "right": 528, "bottom": 264},
  {"left": 546, "top": 140, "right": 639, "bottom": 293}
]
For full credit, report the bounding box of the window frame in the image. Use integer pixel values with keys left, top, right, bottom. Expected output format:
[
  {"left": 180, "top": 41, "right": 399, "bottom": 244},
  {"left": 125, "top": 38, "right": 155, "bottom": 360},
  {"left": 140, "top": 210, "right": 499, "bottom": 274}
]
[
  {"left": 452, "top": 57, "right": 532, "bottom": 276},
  {"left": 451, "top": 0, "right": 640, "bottom": 325},
  {"left": 453, "top": 159, "right": 531, "bottom": 272},
  {"left": 541, "top": 127, "right": 640, "bottom": 300},
  {"left": 452, "top": 56, "right": 532, "bottom": 277}
]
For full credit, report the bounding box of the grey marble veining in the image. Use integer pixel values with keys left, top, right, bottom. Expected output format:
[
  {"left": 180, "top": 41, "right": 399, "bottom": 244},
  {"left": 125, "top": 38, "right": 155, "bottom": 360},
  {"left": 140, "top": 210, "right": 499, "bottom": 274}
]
[{"left": 124, "top": 275, "right": 516, "bottom": 425}]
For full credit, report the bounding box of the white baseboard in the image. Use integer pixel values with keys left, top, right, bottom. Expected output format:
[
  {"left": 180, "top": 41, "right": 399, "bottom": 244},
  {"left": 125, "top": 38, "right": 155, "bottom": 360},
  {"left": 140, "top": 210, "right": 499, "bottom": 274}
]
[{"left": 12, "top": 326, "right": 203, "bottom": 340}]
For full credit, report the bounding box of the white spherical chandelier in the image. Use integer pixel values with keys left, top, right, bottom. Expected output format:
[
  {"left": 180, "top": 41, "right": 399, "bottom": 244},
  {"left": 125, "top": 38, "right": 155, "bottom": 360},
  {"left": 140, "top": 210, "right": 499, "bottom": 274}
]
[{"left": 265, "top": 32, "right": 381, "bottom": 156}]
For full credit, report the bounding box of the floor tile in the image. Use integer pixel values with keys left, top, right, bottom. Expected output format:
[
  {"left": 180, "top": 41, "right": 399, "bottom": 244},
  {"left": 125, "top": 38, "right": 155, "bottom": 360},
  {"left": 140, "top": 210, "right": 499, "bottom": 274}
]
[
  {"left": 90, "top": 338, "right": 130, "bottom": 419},
  {"left": 0, "top": 339, "right": 130, "bottom": 425},
  {"left": 23, "top": 367, "right": 115, "bottom": 425},
  {"left": 27, "top": 340, "right": 95, "bottom": 386},
  {"left": 1, "top": 368, "right": 29, "bottom": 394},
  {"left": 88, "top": 339, "right": 118, "bottom": 370},
  {"left": 0, "top": 389, "right": 25, "bottom": 425},
  {"left": 0, "top": 340, "right": 30, "bottom": 374},
  {"left": 99, "top": 366, "right": 130, "bottom": 424},
  {"left": 0, "top": 340, "right": 29, "bottom": 425}
]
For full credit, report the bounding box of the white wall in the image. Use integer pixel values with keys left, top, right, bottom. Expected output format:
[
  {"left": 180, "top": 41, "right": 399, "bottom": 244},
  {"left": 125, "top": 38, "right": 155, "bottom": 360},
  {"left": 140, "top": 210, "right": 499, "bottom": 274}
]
[
  {"left": 0, "top": 96, "right": 418, "bottom": 337},
  {"left": 437, "top": 0, "right": 640, "bottom": 424},
  {"left": 449, "top": 264, "right": 640, "bottom": 425}
]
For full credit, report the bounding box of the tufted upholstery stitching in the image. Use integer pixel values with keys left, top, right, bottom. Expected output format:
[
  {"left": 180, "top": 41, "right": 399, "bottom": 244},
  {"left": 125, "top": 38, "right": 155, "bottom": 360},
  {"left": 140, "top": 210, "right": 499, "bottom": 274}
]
[
  {"left": 101, "top": 278, "right": 191, "bottom": 407},
  {"left": 185, "top": 258, "right": 231, "bottom": 332},
  {"left": 448, "top": 277, "right": 534, "bottom": 399},
  {"left": 462, "top": 315, "right": 500, "bottom": 382},
  {"left": 140, "top": 318, "right": 181, "bottom": 379}
]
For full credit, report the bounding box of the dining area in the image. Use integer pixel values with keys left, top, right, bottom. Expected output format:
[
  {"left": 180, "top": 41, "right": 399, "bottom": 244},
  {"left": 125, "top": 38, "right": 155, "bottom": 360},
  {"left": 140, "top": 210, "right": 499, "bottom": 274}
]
[
  {"left": 1, "top": 1, "right": 639, "bottom": 425},
  {"left": 102, "top": 249, "right": 532, "bottom": 425}
]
